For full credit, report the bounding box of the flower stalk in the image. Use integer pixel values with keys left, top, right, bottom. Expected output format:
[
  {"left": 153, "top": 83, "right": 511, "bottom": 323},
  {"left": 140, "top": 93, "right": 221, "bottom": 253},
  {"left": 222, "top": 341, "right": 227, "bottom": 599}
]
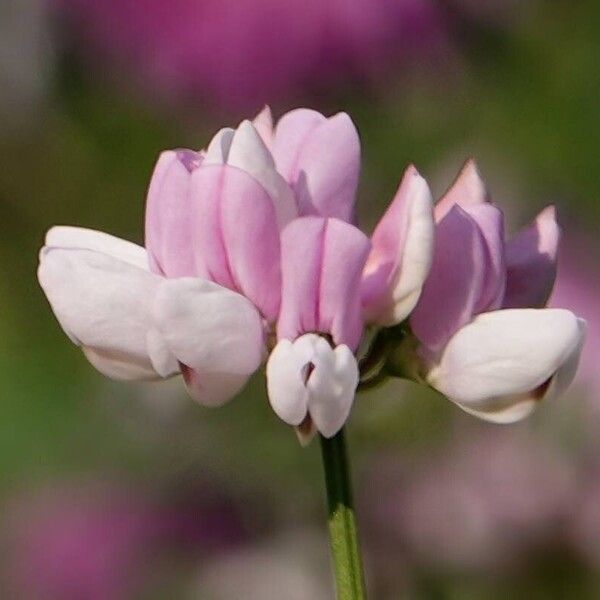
[{"left": 320, "top": 427, "right": 367, "bottom": 599}]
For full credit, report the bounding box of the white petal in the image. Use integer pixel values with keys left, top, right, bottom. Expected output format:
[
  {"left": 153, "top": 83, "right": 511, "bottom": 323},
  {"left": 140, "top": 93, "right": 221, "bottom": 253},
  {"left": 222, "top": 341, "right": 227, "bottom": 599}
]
[
  {"left": 204, "top": 127, "right": 235, "bottom": 164},
  {"left": 456, "top": 317, "right": 584, "bottom": 424},
  {"left": 252, "top": 105, "right": 274, "bottom": 148},
  {"left": 427, "top": 309, "right": 585, "bottom": 422},
  {"left": 180, "top": 365, "right": 256, "bottom": 409},
  {"left": 227, "top": 120, "right": 297, "bottom": 229},
  {"left": 38, "top": 246, "right": 174, "bottom": 380},
  {"left": 44, "top": 226, "right": 149, "bottom": 270},
  {"left": 266, "top": 338, "right": 312, "bottom": 426},
  {"left": 307, "top": 343, "right": 359, "bottom": 438},
  {"left": 153, "top": 278, "right": 265, "bottom": 406},
  {"left": 387, "top": 173, "right": 435, "bottom": 324},
  {"left": 266, "top": 334, "right": 359, "bottom": 437}
]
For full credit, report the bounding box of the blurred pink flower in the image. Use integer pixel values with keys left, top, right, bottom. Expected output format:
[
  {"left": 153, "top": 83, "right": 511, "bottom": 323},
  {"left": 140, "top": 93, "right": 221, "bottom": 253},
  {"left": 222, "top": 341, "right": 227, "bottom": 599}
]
[
  {"left": 52, "top": 0, "right": 450, "bottom": 110},
  {"left": 364, "top": 428, "right": 576, "bottom": 572},
  {"left": 550, "top": 230, "right": 600, "bottom": 398}
]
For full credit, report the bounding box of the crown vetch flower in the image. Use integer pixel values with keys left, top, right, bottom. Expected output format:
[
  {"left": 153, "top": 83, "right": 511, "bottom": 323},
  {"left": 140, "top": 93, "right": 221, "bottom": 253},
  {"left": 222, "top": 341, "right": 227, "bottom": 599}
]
[
  {"left": 38, "top": 106, "right": 439, "bottom": 438},
  {"left": 38, "top": 108, "right": 584, "bottom": 438},
  {"left": 382, "top": 160, "right": 586, "bottom": 423}
]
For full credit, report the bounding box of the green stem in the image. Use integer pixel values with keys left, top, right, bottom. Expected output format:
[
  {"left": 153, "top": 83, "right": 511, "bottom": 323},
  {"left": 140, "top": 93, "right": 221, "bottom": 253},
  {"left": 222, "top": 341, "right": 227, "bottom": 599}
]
[{"left": 319, "top": 428, "right": 367, "bottom": 599}]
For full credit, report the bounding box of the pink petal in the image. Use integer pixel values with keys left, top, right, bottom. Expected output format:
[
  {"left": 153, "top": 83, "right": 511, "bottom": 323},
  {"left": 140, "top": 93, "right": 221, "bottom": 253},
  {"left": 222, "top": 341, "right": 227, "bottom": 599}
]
[
  {"left": 190, "top": 164, "right": 281, "bottom": 321},
  {"left": 272, "top": 108, "right": 327, "bottom": 180},
  {"left": 278, "top": 217, "right": 370, "bottom": 350},
  {"left": 361, "top": 165, "right": 434, "bottom": 325},
  {"left": 411, "top": 206, "right": 487, "bottom": 354},
  {"left": 144, "top": 149, "right": 202, "bottom": 277},
  {"left": 503, "top": 205, "right": 560, "bottom": 309},
  {"left": 463, "top": 203, "right": 506, "bottom": 312},
  {"left": 434, "top": 159, "right": 489, "bottom": 221},
  {"left": 273, "top": 109, "right": 360, "bottom": 221}
]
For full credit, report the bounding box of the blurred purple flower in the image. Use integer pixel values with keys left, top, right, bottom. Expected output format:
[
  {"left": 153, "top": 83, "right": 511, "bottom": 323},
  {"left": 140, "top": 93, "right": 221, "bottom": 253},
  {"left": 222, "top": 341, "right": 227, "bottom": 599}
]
[
  {"left": 363, "top": 428, "right": 576, "bottom": 572},
  {"left": 52, "top": 0, "right": 450, "bottom": 110},
  {"left": 3, "top": 481, "right": 247, "bottom": 599}
]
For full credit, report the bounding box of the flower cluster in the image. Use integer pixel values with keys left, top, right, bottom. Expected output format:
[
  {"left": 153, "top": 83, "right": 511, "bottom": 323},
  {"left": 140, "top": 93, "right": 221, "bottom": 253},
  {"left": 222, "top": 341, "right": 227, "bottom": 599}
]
[{"left": 38, "top": 107, "right": 585, "bottom": 441}]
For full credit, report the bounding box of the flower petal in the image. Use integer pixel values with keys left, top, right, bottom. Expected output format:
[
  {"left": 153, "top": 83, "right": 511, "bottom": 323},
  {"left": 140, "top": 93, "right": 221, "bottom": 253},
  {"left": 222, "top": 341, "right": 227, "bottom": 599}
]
[
  {"left": 266, "top": 337, "right": 313, "bottom": 426},
  {"left": 410, "top": 206, "right": 487, "bottom": 354},
  {"left": 45, "top": 226, "right": 149, "bottom": 270},
  {"left": 277, "top": 217, "right": 370, "bottom": 350},
  {"left": 190, "top": 164, "right": 282, "bottom": 321},
  {"left": 220, "top": 120, "right": 297, "bottom": 229},
  {"left": 434, "top": 159, "right": 489, "bottom": 221},
  {"left": 272, "top": 108, "right": 327, "bottom": 180},
  {"left": 153, "top": 278, "right": 265, "bottom": 406},
  {"left": 362, "top": 165, "right": 435, "bottom": 326},
  {"left": 463, "top": 203, "right": 506, "bottom": 312},
  {"left": 252, "top": 105, "right": 274, "bottom": 149},
  {"left": 204, "top": 127, "right": 235, "bottom": 163},
  {"left": 266, "top": 334, "right": 359, "bottom": 437},
  {"left": 38, "top": 245, "right": 176, "bottom": 380},
  {"left": 144, "top": 150, "right": 201, "bottom": 277},
  {"left": 427, "top": 309, "right": 586, "bottom": 423},
  {"left": 503, "top": 205, "right": 560, "bottom": 309},
  {"left": 306, "top": 341, "right": 359, "bottom": 438},
  {"left": 273, "top": 109, "right": 360, "bottom": 221}
]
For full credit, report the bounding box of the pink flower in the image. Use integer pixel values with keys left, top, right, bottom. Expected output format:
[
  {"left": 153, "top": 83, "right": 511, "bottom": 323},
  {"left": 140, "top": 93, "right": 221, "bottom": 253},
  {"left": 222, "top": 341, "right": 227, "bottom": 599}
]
[
  {"left": 388, "top": 161, "right": 586, "bottom": 423},
  {"left": 364, "top": 428, "right": 576, "bottom": 571},
  {"left": 38, "top": 107, "right": 436, "bottom": 438},
  {"left": 37, "top": 109, "right": 584, "bottom": 438}
]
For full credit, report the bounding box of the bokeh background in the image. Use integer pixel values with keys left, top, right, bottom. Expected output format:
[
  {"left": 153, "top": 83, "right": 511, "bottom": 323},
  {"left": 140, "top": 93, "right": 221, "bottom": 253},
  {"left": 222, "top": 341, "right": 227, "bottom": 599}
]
[{"left": 1, "top": 1, "right": 599, "bottom": 598}]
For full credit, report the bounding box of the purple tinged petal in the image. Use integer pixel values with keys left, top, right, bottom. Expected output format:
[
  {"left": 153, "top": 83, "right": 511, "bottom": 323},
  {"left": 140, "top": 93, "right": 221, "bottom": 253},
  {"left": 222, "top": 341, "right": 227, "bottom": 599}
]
[
  {"left": 434, "top": 159, "right": 489, "bottom": 221},
  {"left": 361, "top": 165, "right": 435, "bottom": 325},
  {"left": 272, "top": 108, "right": 327, "bottom": 180},
  {"left": 190, "top": 165, "right": 281, "bottom": 321},
  {"left": 503, "top": 205, "right": 560, "bottom": 309},
  {"left": 463, "top": 203, "right": 506, "bottom": 312},
  {"left": 277, "top": 217, "right": 324, "bottom": 341},
  {"left": 273, "top": 109, "right": 361, "bottom": 221},
  {"left": 410, "top": 205, "right": 487, "bottom": 354},
  {"left": 277, "top": 217, "right": 370, "bottom": 350},
  {"left": 144, "top": 149, "right": 202, "bottom": 277}
]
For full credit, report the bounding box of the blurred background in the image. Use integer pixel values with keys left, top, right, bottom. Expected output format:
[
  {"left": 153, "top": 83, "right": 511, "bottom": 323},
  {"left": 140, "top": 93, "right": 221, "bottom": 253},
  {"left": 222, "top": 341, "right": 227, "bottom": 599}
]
[{"left": 1, "top": 1, "right": 599, "bottom": 598}]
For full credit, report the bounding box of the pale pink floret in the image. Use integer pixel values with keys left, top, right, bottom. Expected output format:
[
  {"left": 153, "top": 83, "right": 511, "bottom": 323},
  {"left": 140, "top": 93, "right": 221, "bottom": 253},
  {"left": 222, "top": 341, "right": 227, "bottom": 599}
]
[
  {"left": 268, "top": 216, "right": 370, "bottom": 438},
  {"left": 408, "top": 160, "right": 585, "bottom": 423}
]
